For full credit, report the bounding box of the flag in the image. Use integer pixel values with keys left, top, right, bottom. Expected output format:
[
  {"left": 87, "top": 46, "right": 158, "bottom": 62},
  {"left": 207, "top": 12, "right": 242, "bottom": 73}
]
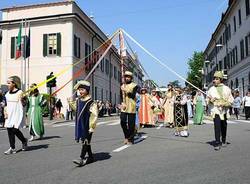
[
  {"left": 15, "top": 23, "right": 22, "bottom": 59},
  {"left": 119, "top": 30, "right": 126, "bottom": 58},
  {"left": 24, "top": 24, "right": 30, "bottom": 58}
]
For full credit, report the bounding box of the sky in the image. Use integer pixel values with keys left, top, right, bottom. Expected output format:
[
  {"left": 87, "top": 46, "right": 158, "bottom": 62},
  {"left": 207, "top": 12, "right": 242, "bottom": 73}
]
[{"left": 0, "top": 0, "right": 228, "bottom": 87}]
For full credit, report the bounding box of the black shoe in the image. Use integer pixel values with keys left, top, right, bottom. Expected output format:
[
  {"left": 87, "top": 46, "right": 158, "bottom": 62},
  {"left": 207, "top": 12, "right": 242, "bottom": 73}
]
[
  {"left": 22, "top": 139, "right": 28, "bottom": 151},
  {"left": 86, "top": 157, "right": 94, "bottom": 164},
  {"left": 73, "top": 158, "right": 86, "bottom": 166}
]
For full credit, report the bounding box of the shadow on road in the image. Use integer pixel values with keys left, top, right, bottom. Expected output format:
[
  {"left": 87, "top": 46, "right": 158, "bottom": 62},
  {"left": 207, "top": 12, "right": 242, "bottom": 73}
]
[
  {"left": 26, "top": 144, "right": 49, "bottom": 151},
  {"left": 93, "top": 152, "right": 111, "bottom": 162},
  {"left": 206, "top": 140, "right": 231, "bottom": 147},
  {"left": 34, "top": 136, "right": 61, "bottom": 141}
]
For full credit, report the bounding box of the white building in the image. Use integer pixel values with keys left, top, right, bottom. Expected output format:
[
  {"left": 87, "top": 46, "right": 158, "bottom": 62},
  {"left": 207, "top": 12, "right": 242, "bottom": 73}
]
[
  {"left": 203, "top": 0, "right": 250, "bottom": 96},
  {"left": 0, "top": 0, "right": 143, "bottom": 112}
]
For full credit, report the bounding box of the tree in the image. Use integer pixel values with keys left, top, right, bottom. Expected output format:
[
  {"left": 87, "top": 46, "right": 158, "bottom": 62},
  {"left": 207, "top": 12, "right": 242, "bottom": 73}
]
[
  {"left": 186, "top": 51, "right": 204, "bottom": 89},
  {"left": 170, "top": 80, "right": 181, "bottom": 88}
]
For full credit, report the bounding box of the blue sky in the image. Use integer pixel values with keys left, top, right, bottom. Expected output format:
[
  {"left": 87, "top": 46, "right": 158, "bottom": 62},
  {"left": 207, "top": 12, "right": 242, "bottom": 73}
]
[{"left": 0, "top": 0, "right": 228, "bottom": 87}]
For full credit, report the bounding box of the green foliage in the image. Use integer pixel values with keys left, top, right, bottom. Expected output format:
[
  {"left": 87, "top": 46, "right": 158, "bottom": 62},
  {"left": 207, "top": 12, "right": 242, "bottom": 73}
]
[
  {"left": 170, "top": 80, "right": 181, "bottom": 88},
  {"left": 186, "top": 51, "right": 204, "bottom": 89}
]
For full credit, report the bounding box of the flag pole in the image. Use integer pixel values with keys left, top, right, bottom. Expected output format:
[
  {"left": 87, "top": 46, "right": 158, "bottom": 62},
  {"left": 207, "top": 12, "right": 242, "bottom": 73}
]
[
  {"left": 24, "top": 19, "right": 27, "bottom": 91},
  {"left": 27, "top": 22, "right": 30, "bottom": 90},
  {"left": 20, "top": 19, "right": 24, "bottom": 90}
]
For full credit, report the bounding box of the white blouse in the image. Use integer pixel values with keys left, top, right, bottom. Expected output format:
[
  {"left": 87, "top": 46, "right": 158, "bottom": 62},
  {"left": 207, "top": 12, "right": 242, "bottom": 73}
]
[{"left": 5, "top": 90, "right": 25, "bottom": 129}]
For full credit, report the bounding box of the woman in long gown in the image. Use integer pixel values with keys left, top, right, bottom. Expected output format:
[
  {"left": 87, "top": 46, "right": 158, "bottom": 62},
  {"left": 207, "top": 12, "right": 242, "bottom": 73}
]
[
  {"left": 193, "top": 91, "right": 206, "bottom": 125},
  {"left": 27, "top": 84, "right": 46, "bottom": 141}
]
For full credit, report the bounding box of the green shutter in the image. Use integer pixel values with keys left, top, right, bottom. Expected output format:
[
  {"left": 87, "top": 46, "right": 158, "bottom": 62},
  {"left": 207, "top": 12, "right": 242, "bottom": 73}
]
[
  {"left": 11, "top": 37, "right": 15, "bottom": 59},
  {"left": 43, "top": 34, "right": 48, "bottom": 57},
  {"left": 57, "top": 33, "right": 61, "bottom": 57}
]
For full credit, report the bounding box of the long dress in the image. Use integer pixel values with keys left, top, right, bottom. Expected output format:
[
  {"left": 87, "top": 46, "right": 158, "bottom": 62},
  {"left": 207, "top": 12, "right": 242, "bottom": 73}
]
[
  {"left": 174, "top": 94, "right": 189, "bottom": 136},
  {"left": 163, "top": 90, "right": 174, "bottom": 126},
  {"left": 27, "top": 94, "right": 46, "bottom": 137},
  {"left": 193, "top": 95, "right": 205, "bottom": 125},
  {"left": 138, "top": 93, "right": 153, "bottom": 125}
]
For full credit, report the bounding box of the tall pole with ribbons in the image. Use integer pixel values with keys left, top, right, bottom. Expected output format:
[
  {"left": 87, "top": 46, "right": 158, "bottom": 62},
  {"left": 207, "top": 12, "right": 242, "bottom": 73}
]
[{"left": 119, "top": 29, "right": 127, "bottom": 109}]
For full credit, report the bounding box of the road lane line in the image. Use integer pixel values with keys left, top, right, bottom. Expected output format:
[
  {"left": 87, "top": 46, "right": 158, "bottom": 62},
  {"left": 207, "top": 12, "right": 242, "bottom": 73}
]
[{"left": 112, "top": 135, "right": 148, "bottom": 152}]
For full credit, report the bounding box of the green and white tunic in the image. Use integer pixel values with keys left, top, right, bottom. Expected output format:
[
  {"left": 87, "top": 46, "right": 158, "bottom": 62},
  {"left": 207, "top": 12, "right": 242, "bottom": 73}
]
[{"left": 27, "top": 94, "right": 46, "bottom": 136}]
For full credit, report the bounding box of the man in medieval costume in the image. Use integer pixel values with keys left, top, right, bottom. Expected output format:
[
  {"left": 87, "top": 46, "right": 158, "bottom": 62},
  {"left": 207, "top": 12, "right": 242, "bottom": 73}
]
[
  {"left": 68, "top": 80, "right": 98, "bottom": 166},
  {"left": 173, "top": 87, "right": 189, "bottom": 137},
  {"left": 27, "top": 83, "right": 46, "bottom": 141},
  {"left": 162, "top": 83, "right": 175, "bottom": 128},
  {"left": 207, "top": 71, "right": 234, "bottom": 151},
  {"left": 120, "top": 71, "right": 138, "bottom": 145},
  {"left": 138, "top": 87, "right": 153, "bottom": 126}
]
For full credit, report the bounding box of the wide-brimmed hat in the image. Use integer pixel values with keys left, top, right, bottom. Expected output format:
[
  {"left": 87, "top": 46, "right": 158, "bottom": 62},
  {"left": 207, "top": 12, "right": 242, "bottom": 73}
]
[
  {"left": 8, "top": 76, "right": 21, "bottom": 89},
  {"left": 74, "top": 80, "right": 90, "bottom": 91},
  {"left": 124, "top": 71, "right": 133, "bottom": 78},
  {"left": 214, "top": 71, "right": 223, "bottom": 79}
]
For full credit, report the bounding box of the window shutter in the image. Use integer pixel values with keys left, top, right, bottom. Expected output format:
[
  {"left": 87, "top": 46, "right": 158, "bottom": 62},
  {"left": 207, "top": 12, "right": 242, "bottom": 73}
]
[
  {"left": 11, "top": 37, "right": 15, "bottom": 59},
  {"left": 57, "top": 33, "right": 61, "bottom": 57},
  {"left": 43, "top": 34, "right": 48, "bottom": 57}
]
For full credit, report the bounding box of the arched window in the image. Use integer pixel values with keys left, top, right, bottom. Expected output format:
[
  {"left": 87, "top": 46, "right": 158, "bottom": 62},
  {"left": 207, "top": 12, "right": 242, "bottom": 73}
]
[{"left": 235, "top": 78, "right": 239, "bottom": 88}]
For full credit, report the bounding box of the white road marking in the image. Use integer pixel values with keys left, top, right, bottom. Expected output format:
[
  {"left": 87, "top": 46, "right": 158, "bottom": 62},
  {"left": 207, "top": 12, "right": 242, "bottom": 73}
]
[
  {"left": 113, "top": 145, "right": 130, "bottom": 152},
  {"left": 156, "top": 124, "right": 164, "bottom": 130},
  {"left": 112, "top": 135, "right": 148, "bottom": 152}
]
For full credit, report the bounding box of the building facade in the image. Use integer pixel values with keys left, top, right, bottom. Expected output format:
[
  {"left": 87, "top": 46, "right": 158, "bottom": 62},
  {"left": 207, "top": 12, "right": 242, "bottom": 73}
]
[
  {"left": 203, "top": 0, "right": 250, "bottom": 96},
  {"left": 0, "top": 0, "right": 143, "bottom": 113}
]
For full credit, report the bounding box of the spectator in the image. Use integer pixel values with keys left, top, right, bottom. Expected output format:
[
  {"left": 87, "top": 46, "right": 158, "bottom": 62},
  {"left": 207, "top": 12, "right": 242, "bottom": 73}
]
[
  {"left": 242, "top": 91, "right": 250, "bottom": 120},
  {"left": 232, "top": 91, "right": 241, "bottom": 120},
  {"left": 0, "top": 89, "right": 6, "bottom": 127}
]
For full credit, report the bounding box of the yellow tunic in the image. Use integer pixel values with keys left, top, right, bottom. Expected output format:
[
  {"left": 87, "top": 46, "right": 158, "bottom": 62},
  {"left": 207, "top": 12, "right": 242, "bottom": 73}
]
[{"left": 121, "top": 82, "right": 137, "bottom": 114}]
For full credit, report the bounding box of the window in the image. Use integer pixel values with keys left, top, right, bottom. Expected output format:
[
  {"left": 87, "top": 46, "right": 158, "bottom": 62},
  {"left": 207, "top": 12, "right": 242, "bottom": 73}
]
[
  {"left": 228, "top": 24, "right": 231, "bottom": 39},
  {"left": 10, "top": 36, "right": 27, "bottom": 59},
  {"left": 240, "top": 40, "right": 245, "bottom": 60},
  {"left": 43, "top": 33, "right": 61, "bottom": 57},
  {"left": 101, "top": 88, "right": 103, "bottom": 101},
  {"left": 245, "top": 34, "right": 250, "bottom": 56},
  {"left": 238, "top": 9, "right": 242, "bottom": 26},
  {"left": 224, "top": 57, "right": 227, "bottom": 69},
  {"left": 235, "top": 46, "right": 238, "bottom": 63},
  {"left": 230, "top": 80, "right": 233, "bottom": 89},
  {"left": 233, "top": 16, "right": 236, "bottom": 32},
  {"left": 118, "top": 71, "right": 121, "bottom": 83},
  {"left": 95, "top": 86, "right": 97, "bottom": 100},
  {"left": 110, "top": 63, "right": 113, "bottom": 78},
  {"left": 105, "top": 59, "right": 109, "bottom": 75},
  {"left": 106, "top": 90, "right": 108, "bottom": 101},
  {"left": 246, "top": 0, "right": 250, "bottom": 16},
  {"left": 100, "top": 58, "right": 104, "bottom": 72},
  {"left": 74, "top": 35, "right": 80, "bottom": 58},
  {"left": 219, "top": 60, "right": 222, "bottom": 70},
  {"left": 85, "top": 43, "right": 91, "bottom": 70},
  {"left": 114, "top": 66, "right": 117, "bottom": 79},
  {"left": 249, "top": 72, "right": 250, "bottom": 85},
  {"left": 242, "top": 78, "right": 245, "bottom": 95},
  {"left": 235, "top": 78, "right": 239, "bottom": 88}
]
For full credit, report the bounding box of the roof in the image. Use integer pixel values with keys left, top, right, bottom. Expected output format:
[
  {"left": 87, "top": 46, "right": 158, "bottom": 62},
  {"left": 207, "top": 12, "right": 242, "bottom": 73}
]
[{"left": 1, "top": 0, "right": 74, "bottom": 11}]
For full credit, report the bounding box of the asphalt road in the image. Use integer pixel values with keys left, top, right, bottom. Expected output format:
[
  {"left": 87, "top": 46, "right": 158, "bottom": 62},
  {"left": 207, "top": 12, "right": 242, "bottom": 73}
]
[{"left": 0, "top": 116, "right": 250, "bottom": 184}]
